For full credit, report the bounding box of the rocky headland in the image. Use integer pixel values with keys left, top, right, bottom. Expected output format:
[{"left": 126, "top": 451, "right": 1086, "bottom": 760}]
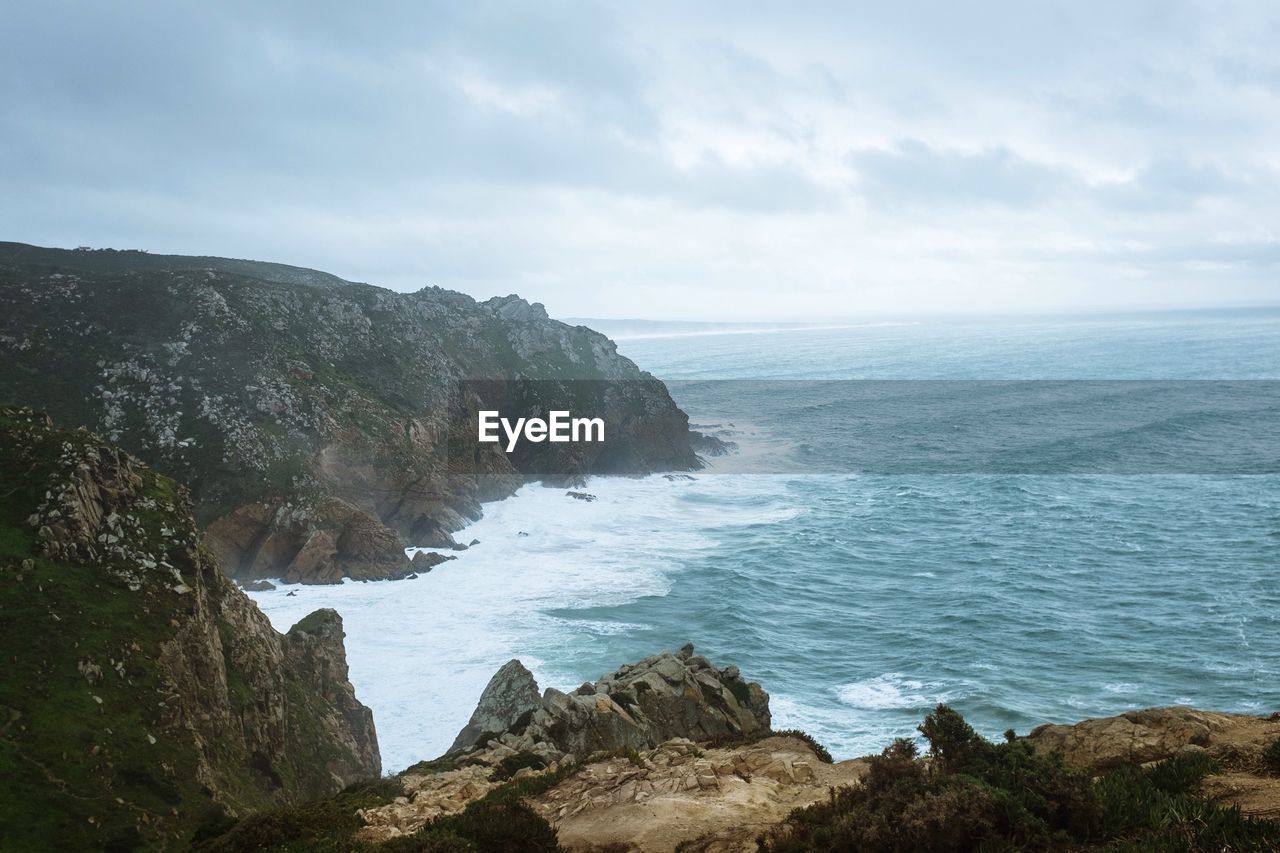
[
  {"left": 0, "top": 242, "right": 701, "bottom": 584},
  {"left": 352, "top": 645, "right": 865, "bottom": 850}
]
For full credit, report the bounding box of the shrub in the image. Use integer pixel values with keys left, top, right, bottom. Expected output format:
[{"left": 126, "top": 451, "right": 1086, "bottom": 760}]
[
  {"left": 703, "top": 727, "right": 834, "bottom": 763},
  {"left": 770, "top": 729, "right": 834, "bottom": 764},
  {"left": 1093, "top": 752, "right": 1280, "bottom": 850},
  {"left": 491, "top": 750, "right": 547, "bottom": 781},
  {"left": 1264, "top": 737, "right": 1280, "bottom": 775},
  {"left": 192, "top": 778, "right": 404, "bottom": 851},
  {"left": 422, "top": 798, "right": 559, "bottom": 852},
  {"left": 584, "top": 746, "right": 646, "bottom": 767},
  {"left": 758, "top": 705, "right": 1280, "bottom": 852},
  {"left": 401, "top": 757, "right": 459, "bottom": 776}
]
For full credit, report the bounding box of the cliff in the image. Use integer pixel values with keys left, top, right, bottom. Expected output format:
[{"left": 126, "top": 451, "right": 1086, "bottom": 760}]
[
  {"left": 0, "top": 242, "right": 699, "bottom": 584},
  {"left": 0, "top": 407, "right": 380, "bottom": 851}
]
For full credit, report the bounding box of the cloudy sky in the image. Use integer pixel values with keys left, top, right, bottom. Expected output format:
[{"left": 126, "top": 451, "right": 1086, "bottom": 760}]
[{"left": 2, "top": 1, "right": 1278, "bottom": 319}]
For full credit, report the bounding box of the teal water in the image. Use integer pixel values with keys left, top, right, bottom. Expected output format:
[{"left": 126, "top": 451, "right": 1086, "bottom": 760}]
[
  {"left": 541, "top": 309, "right": 1280, "bottom": 755},
  {"left": 252, "top": 308, "right": 1280, "bottom": 769}
]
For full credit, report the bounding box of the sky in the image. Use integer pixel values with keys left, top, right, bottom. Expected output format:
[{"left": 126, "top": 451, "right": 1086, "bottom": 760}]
[{"left": 2, "top": 1, "right": 1278, "bottom": 321}]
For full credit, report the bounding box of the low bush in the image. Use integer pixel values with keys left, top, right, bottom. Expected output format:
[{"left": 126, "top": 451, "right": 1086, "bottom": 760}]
[
  {"left": 1263, "top": 737, "right": 1280, "bottom": 775},
  {"left": 193, "top": 777, "right": 405, "bottom": 852},
  {"left": 584, "top": 746, "right": 646, "bottom": 767},
  {"left": 401, "top": 756, "right": 460, "bottom": 776},
  {"left": 491, "top": 750, "right": 547, "bottom": 781},
  {"left": 770, "top": 729, "right": 834, "bottom": 764},
  {"left": 704, "top": 727, "right": 834, "bottom": 763},
  {"left": 758, "top": 704, "right": 1280, "bottom": 852}
]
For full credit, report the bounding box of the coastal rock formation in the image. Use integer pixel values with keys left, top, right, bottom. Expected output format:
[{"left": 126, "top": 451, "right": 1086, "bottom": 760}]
[
  {"left": 1028, "top": 706, "right": 1280, "bottom": 772},
  {"left": 535, "top": 736, "right": 865, "bottom": 852},
  {"left": 358, "top": 735, "right": 866, "bottom": 849},
  {"left": 1028, "top": 707, "right": 1280, "bottom": 820},
  {"left": 0, "top": 407, "right": 380, "bottom": 850},
  {"left": 0, "top": 242, "right": 700, "bottom": 583},
  {"left": 689, "top": 429, "right": 737, "bottom": 457},
  {"left": 449, "top": 644, "right": 771, "bottom": 759},
  {"left": 447, "top": 659, "right": 542, "bottom": 754}
]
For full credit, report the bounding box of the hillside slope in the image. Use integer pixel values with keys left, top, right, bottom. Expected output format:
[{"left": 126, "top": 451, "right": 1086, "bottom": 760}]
[
  {"left": 0, "top": 243, "right": 698, "bottom": 582},
  {"left": 0, "top": 407, "right": 380, "bottom": 850}
]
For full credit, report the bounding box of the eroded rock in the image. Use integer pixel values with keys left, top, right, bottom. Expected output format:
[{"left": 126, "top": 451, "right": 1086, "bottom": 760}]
[
  {"left": 1027, "top": 706, "right": 1280, "bottom": 772},
  {"left": 453, "top": 645, "right": 770, "bottom": 763},
  {"left": 449, "top": 660, "right": 543, "bottom": 754}
]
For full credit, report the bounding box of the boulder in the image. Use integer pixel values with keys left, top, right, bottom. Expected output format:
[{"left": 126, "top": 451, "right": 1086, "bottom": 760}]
[
  {"left": 454, "top": 645, "right": 770, "bottom": 762},
  {"left": 449, "top": 660, "right": 542, "bottom": 753},
  {"left": 1026, "top": 707, "right": 1270, "bottom": 771}
]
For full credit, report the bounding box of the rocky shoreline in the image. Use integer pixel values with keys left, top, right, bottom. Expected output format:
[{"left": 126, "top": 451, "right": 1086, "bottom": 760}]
[
  {"left": 3, "top": 251, "right": 1277, "bottom": 848},
  {"left": 202, "top": 643, "right": 1280, "bottom": 852},
  {"left": 1, "top": 405, "right": 1275, "bottom": 851},
  {"left": 0, "top": 242, "right": 704, "bottom": 585}
]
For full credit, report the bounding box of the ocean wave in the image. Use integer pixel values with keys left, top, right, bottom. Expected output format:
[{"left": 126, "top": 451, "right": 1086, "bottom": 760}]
[{"left": 836, "top": 674, "right": 950, "bottom": 711}]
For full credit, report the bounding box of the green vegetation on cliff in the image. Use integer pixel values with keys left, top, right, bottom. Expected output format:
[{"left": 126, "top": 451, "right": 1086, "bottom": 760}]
[
  {"left": 0, "top": 410, "right": 217, "bottom": 850},
  {"left": 0, "top": 242, "right": 699, "bottom": 583},
  {"left": 0, "top": 407, "right": 379, "bottom": 850},
  {"left": 195, "top": 767, "right": 572, "bottom": 852}
]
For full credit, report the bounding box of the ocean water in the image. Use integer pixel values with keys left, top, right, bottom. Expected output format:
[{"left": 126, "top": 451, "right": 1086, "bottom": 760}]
[{"left": 249, "top": 308, "right": 1280, "bottom": 772}]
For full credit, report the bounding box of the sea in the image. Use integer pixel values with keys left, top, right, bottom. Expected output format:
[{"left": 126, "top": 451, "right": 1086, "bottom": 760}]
[{"left": 249, "top": 307, "right": 1280, "bottom": 772}]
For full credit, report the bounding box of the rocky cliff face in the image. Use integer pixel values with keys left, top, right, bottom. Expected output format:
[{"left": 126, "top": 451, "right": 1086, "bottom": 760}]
[
  {"left": 0, "top": 407, "right": 380, "bottom": 851},
  {"left": 0, "top": 242, "right": 700, "bottom": 583},
  {"left": 449, "top": 644, "right": 771, "bottom": 761}
]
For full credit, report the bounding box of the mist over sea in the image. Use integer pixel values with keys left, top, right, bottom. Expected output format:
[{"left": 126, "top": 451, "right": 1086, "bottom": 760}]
[{"left": 250, "top": 308, "right": 1280, "bottom": 771}]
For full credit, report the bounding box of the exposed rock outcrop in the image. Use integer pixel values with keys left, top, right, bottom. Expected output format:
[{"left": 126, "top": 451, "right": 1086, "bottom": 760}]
[
  {"left": 0, "top": 242, "right": 701, "bottom": 583},
  {"left": 0, "top": 407, "right": 380, "bottom": 850},
  {"left": 450, "top": 644, "right": 770, "bottom": 762},
  {"left": 535, "top": 736, "right": 865, "bottom": 852},
  {"left": 689, "top": 429, "right": 737, "bottom": 458},
  {"left": 448, "top": 659, "right": 542, "bottom": 754},
  {"left": 1027, "top": 706, "right": 1280, "bottom": 773},
  {"left": 359, "top": 735, "right": 866, "bottom": 849}
]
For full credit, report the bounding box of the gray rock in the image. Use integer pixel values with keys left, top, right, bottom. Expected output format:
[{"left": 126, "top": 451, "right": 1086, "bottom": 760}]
[
  {"left": 448, "top": 660, "right": 542, "bottom": 754},
  {"left": 455, "top": 644, "right": 770, "bottom": 763}
]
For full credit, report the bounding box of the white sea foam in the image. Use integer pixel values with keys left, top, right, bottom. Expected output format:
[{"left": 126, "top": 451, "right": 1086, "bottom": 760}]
[
  {"left": 836, "top": 674, "right": 946, "bottom": 711},
  {"left": 247, "top": 473, "right": 792, "bottom": 771},
  {"left": 1102, "top": 681, "right": 1141, "bottom": 694}
]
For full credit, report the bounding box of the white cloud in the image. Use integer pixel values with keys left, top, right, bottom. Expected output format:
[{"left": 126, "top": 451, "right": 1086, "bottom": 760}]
[{"left": 1, "top": 0, "right": 1278, "bottom": 319}]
